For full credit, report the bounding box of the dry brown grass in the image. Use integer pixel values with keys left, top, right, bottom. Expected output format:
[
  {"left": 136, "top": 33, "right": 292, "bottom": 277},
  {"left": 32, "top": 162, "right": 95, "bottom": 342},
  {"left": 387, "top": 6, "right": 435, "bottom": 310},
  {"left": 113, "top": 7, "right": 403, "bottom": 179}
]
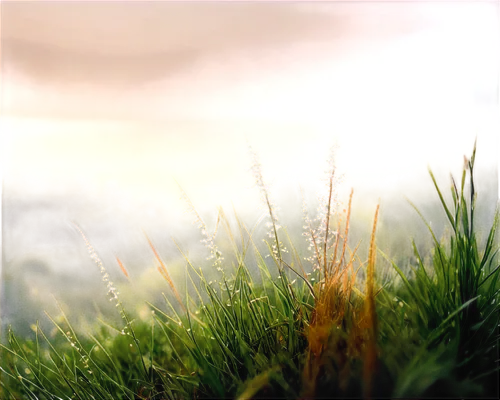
[
  {"left": 143, "top": 231, "right": 186, "bottom": 313},
  {"left": 302, "top": 189, "right": 380, "bottom": 399},
  {"left": 362, "top": 204, "right": 380, "bottom": 399}
]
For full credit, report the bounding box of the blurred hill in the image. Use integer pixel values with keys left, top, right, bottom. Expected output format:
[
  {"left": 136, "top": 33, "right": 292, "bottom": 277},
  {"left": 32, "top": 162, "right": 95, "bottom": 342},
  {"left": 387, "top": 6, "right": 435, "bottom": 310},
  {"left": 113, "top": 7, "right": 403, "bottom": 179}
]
[
  {"left": 1, "top": 165, "right": 499, "bottom": 283},
  {"left": 2, "top": 176, "right": 193, "bottom": 284},
  {"left": 1, "top": 165, "right": 499, "bottom": 332}
]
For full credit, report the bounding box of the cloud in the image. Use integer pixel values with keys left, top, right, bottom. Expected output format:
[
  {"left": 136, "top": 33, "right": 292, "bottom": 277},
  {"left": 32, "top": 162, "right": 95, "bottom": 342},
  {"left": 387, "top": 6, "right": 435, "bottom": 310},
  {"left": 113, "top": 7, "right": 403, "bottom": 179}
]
[
  {"left": 1, "top": 2, "right": 423, "bottom": 89},
  {"left": 3, "top": 38, "right": 203, "bottom": 88}
]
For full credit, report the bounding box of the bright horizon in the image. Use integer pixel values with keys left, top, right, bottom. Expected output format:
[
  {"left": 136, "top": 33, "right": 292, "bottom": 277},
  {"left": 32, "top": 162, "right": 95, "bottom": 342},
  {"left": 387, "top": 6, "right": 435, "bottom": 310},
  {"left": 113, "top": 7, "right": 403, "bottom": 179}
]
[{"left": 0, "top": 1, "right": 499, "bottom": 280}]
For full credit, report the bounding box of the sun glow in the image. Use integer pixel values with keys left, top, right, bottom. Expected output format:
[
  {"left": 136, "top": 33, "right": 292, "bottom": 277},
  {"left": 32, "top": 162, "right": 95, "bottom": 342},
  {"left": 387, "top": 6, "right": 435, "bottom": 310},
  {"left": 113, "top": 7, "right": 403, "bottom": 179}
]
[{"left": 1, "top": 1, "right": 498, "bottom": 233}]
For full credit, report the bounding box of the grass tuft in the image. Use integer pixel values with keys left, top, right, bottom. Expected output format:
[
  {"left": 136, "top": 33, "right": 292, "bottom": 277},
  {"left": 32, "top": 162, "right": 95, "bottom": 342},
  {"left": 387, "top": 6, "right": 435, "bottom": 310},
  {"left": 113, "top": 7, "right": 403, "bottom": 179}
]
[{"left": 1, "top": 141, "right": 498, "bottom": 399}]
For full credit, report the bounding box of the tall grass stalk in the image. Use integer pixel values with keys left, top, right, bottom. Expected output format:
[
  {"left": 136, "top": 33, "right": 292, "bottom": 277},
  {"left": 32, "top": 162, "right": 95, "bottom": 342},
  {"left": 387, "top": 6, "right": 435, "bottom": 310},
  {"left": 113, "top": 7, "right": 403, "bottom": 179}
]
[{"left": 72, "top": 223, "right": 150, "bottom": 380}]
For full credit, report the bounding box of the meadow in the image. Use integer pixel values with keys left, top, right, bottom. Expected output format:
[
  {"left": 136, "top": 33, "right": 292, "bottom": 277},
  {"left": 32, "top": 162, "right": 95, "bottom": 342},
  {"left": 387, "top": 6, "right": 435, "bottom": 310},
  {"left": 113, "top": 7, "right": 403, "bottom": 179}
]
[{"left": 1, "top": 141, "right": 499, "bottom": 399}]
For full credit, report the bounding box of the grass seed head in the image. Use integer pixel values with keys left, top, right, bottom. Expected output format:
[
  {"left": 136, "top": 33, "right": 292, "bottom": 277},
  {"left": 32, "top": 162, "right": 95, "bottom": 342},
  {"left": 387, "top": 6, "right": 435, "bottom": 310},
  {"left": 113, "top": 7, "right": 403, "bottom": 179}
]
[
  {"left": 72, "top": 222, "right": 120, "bottom": 303},
  {"left": 249, "top": 145, "right": 285, "bottom": 261},
  {"left": 178, "top": 183, "right": 224, "bottom": 270}
]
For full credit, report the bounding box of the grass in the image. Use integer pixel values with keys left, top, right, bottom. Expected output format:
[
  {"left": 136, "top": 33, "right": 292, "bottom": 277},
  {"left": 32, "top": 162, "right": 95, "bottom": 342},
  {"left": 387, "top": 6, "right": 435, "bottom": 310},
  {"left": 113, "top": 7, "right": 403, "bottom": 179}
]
[{"left": 1, "top": 141, "right": 499, "bottom": 399}]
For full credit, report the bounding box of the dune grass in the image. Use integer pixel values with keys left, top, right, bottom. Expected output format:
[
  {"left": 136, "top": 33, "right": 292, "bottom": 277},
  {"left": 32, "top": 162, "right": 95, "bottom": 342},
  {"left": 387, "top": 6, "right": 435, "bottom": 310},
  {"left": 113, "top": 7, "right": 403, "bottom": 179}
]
[{"left": 1, "top": 142, "right": 499, "bottom": 399}]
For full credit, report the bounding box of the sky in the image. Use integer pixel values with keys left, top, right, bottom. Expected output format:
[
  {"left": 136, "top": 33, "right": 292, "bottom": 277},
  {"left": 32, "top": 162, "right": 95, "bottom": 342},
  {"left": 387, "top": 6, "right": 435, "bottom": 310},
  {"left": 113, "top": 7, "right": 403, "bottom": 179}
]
[{"left": 0, "top": 1, "right": 499, "bottom": 280}]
